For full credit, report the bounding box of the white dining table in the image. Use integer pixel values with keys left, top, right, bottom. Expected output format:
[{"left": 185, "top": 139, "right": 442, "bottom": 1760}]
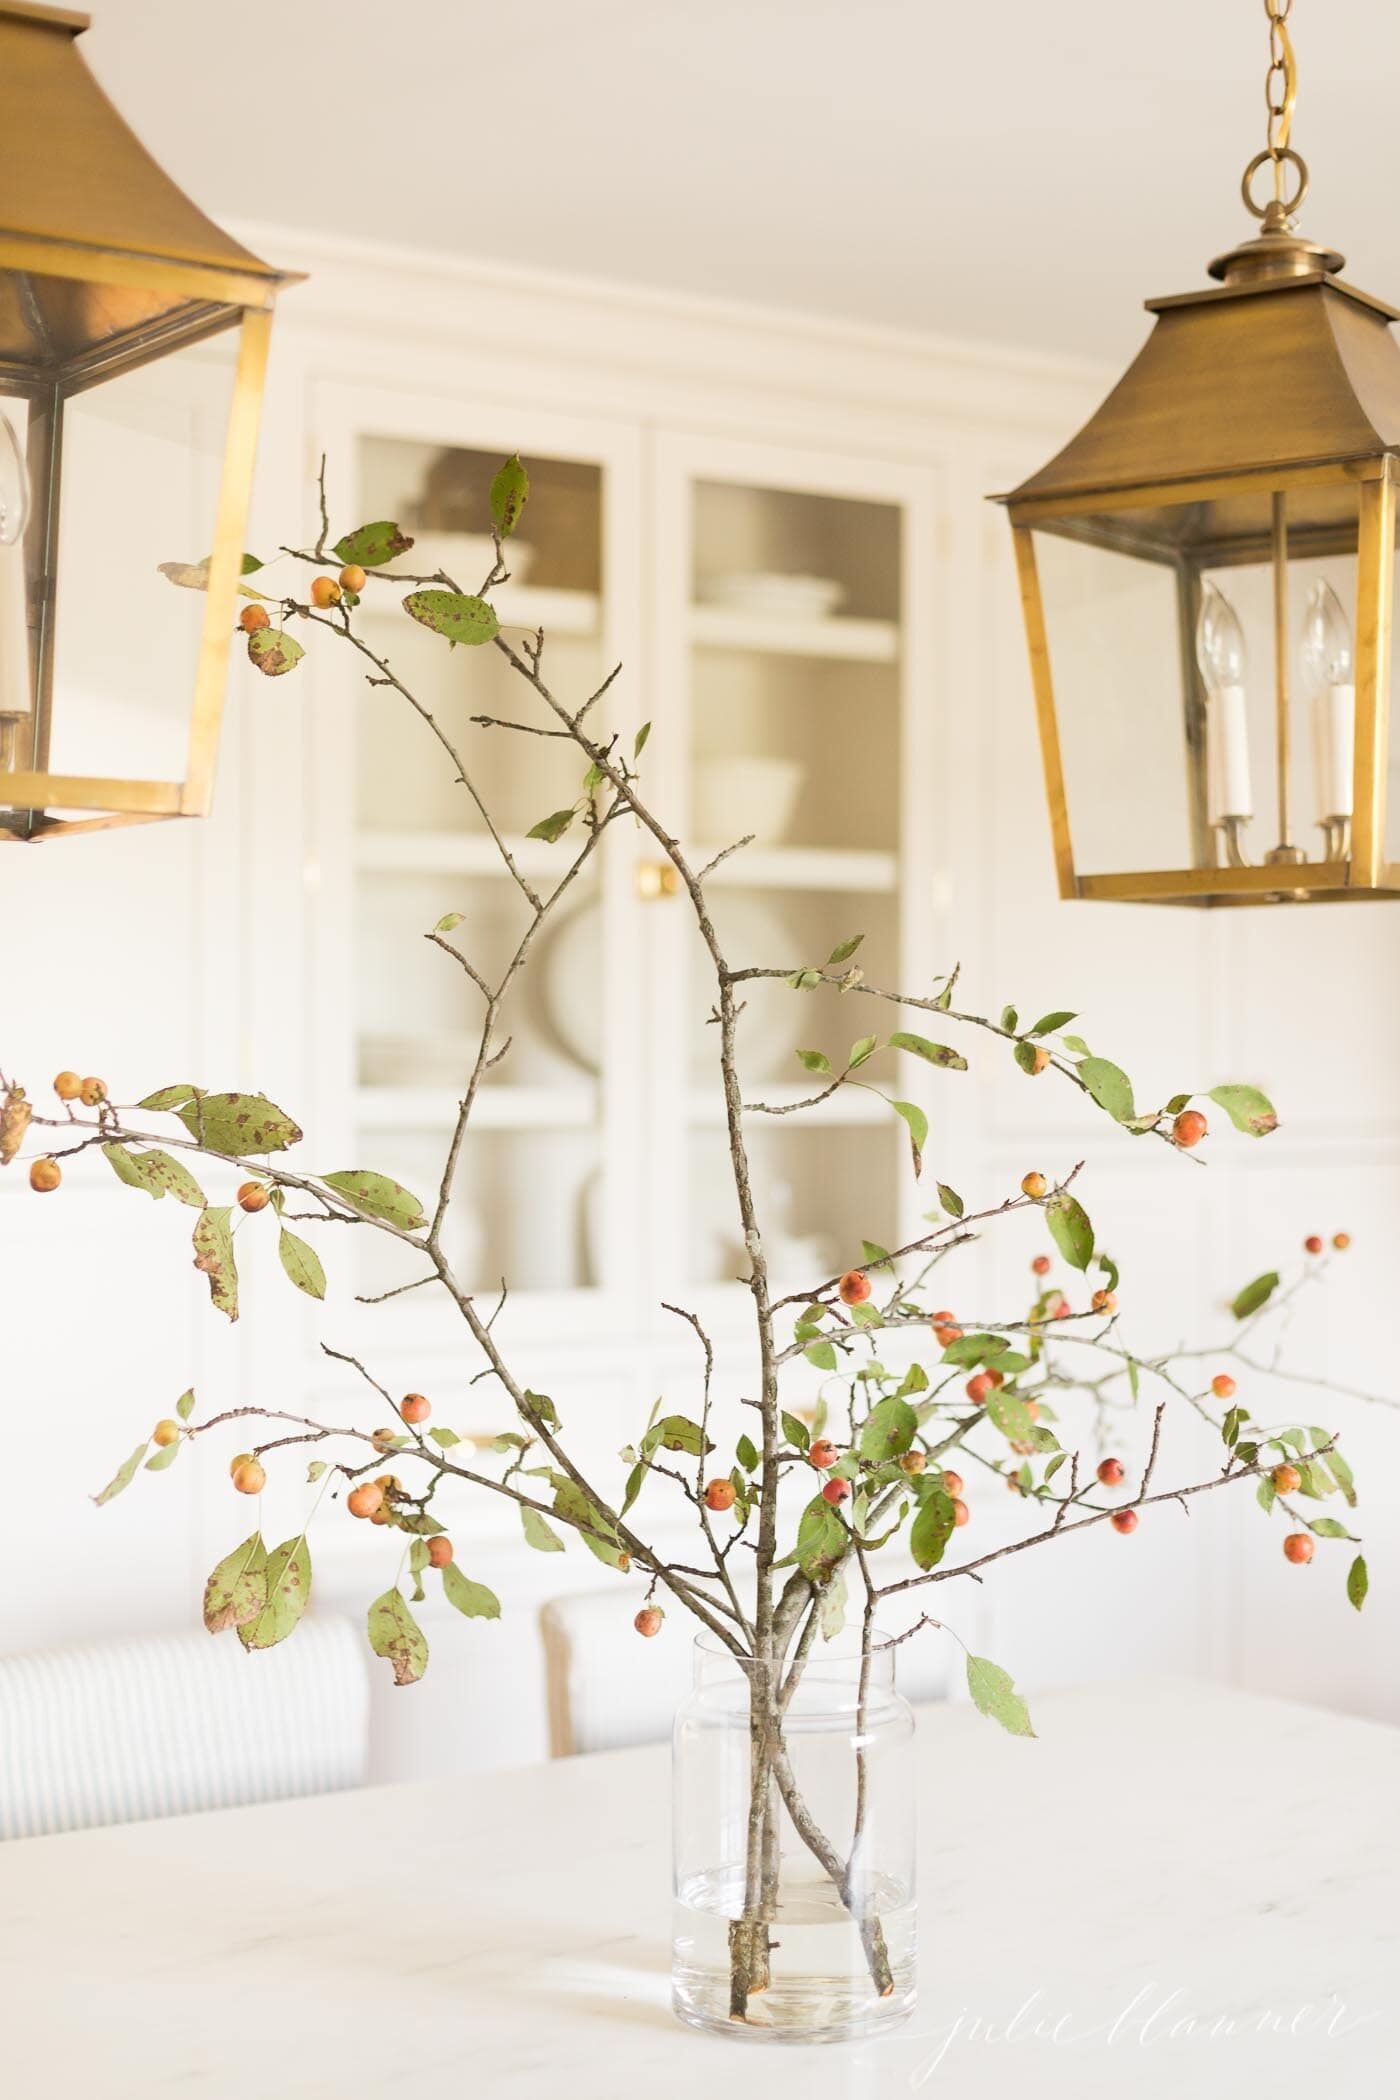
[{"left": 2, "top": 1675, "right": 1395, "bottom": 2098}]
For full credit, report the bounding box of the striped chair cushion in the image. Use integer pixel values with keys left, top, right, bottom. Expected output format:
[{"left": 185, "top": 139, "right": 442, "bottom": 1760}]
[{"left": 0, "top": 1614, "right": 370, "bottom": 1841}]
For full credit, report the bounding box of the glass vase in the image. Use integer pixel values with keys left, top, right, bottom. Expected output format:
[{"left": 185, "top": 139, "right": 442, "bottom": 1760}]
[{"left": 671, "top": 1629, "right": 916, "bottom": 2042}]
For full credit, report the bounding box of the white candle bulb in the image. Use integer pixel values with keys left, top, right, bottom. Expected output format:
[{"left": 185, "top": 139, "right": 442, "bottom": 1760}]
[
  {"left": 0, "top": 410, "right": 31, "bottom": 742},
  {"left": 1195, "top": 580, "right": 1253, "bottom": 822},
  {"left": 1301, "top": 578, "right": 1354, "bottom": 823}
]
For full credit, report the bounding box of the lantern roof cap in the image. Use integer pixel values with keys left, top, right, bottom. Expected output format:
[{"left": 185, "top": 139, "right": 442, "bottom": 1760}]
[{"left": 1000, "top": 219, "right": 1400, "bottom": 514}]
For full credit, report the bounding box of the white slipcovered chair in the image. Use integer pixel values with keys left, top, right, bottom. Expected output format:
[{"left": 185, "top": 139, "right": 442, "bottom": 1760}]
[
  {"left": 539, "top": 1588, "right": 950, "bottom": 1757},
  {"left": 0, "top": 1613, "right": 370, "bottom": 1841}
]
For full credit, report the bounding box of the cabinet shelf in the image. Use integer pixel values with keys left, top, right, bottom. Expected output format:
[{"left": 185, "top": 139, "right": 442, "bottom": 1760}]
[
  {"left": 356, "top": 830, "right": 572, "bottom": 878},
  {"left": 689, "top": 604, "right": 898, "bottom": 663},
  {"left": 687, "top": 1083, "right": 891, "bottom": 1127},
  {"left": 355, "top": 1084, "right": 597, "bottom": 1132},
  {"left": 699, "top": 843, "right": 897, "bottom": 893}
]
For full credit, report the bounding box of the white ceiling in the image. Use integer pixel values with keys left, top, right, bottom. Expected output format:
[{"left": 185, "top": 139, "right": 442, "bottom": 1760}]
[{"left": 82, "top": 0, "right": 1400, "bottom": 360}]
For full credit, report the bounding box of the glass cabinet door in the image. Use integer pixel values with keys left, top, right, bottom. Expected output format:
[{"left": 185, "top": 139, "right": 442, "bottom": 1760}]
[
  {"left": 307, "top": 384, "right": 644, "bottom": 1327},
  {"left": 647, "top": 433, "right": 937, "bottom": 1323}
]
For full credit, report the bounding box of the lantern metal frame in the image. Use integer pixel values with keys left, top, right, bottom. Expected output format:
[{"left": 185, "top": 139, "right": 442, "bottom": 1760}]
[
  {"left": 0, "top": 1, "right": 297, "bottom": 842},
  {"left": 995, "top": 4, "right": 1400, "bottom": 907}
]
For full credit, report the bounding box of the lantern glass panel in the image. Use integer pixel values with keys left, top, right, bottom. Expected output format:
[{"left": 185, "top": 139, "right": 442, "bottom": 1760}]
[
  {"left": 46, "top": 332, "right": 240, "bottom": 795},
  {"left": 1032, "top": 480, "right": 1369, "bottom": 884}
]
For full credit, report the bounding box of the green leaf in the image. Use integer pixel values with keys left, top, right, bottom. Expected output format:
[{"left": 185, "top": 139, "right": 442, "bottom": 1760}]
[
  {"left": 176, "top": 1091, "right": 302, "bottom": 1157},
  {"left": 408, "top": 1538, "right": 429, "bottom": 1603},
  {"left": 941, "top": 1331, "right": 1011, "bottom": 1367},
  {"left": 367, "top": 1587, "right": 429, "bottom": 1685},
  {"left": 1208, "top": 1083, "right": 1280, "bottom": 1139},
  {"left": 136, "top": 1084, "right": 196, "bottom": 1112},
  {"left": 489, "top": 455, "right": 530, "bottom": 538},
  {"left": 238, "top": 1536, "right": 312, "bottom": 1652},
  {"left": 1347, "top": 1554, "right": 1369, "bottom": 1612},
  {"left": 793, "top": 1495, "right": 848, "bottom": 1584},
  {"left": 403, "top": 588, "right": 499, "bottom": 648},
  {"left": 786, "top": 968, "right": 823, "bottom": 991},
  {"left": 936, "top": 1182, "right": 964, "bottom": 1219},
  {"left": 847, "top": 1035, "right": 879, "bottom": 1069},
  {"left": 521, "top": 1504, "right": 566, "bottom": 1553},
  {"left": 1061, "top": 1034, "right": 1092, "bottom": 1057},
  {"left": 441, "top": 1563, "right": 502, "bottom": 1620},
  {"left": 307, "top": 1460, "right": 327, "bottom": 1482},
  {"left": 859, "top": 1396, "right": 918, "bottom": 1462},
  {"left": 805, "top": 1339, "right": 839, "bottom": 1372},
  {"left": 1000, "top": 1006, "right": 1019, "bottom": 1033},
  {"left": 646, "top": 1414, "right": 713, "bottom": 1457},
  {"left": 112, "top": 1145, "right": 206, "bottom": 1206},
  {"left": 861, "top": 1239, "right": 893, "bottom": 1270},
  {"left": 1029, "top": 1011, "right": 1077, "bottom": 1036},
  {"left": 553, "top": 1480, "right": 627, "bottom": 1569},
  {"left": 428, "top": 1426, "right": 461, "bottom": 1449},
  {"left": 1307, "top": 1516, "right": 1359, "bottom": 1541},
  {"left": 434, "top": 911, "right": 464, "bottom": 933},
  {"left": 1013, "top": 1039, "right": 1042, "bottom": 1076},
  {"left": 988, "top": 1389, "right": 1038, "bottom": 1443},
  {"left": 1221, "top": 1406, "right": 1244, "bottom": 1447},
  {"left": 1232, "top": 1270, "right": 1280, "bottom": 1320},
  {"left": 192, "top": 1206, "right": 238, "bottom": 1322},
  {"left": 322, "top": 1170, "right": 427, "bottom": 1230},
  {"left": 1078, "top": 1057, "right": 1136, "bottom": 1124},
  {"left": 1256, "top": 1477, "right": 1277, "bottom": 1514},
  {"left": 92, "top": 1441, "right": 149, "bottom": 1505},
  {"left": 633, "top": 720, "right": 651, "bottom": 759},
  {"left": 175, "top": 1388, "right": 196, "bottom": 1421},
  {"left": 736, "top": 1432, "right": 759, "bottom": 1472},
  {"left": 528, "top": 807, "right": 577, "bottom": 844},
  {"left": 145, "top": 1441, "right": 182, "bottom": 1472},
  {"left": 247, "top": 627, "right": 305, "bottom": 678},
  {"left": 966, "top": 1654, "right": 1036, "bottom": 1737},
  {"left": 276, "top": 1226, "right": 326, "bottom": 1301},
  {"left": 202, "top": 1533, "right": 267, "bottom": 1634},
  {"left": 782, "top": 1411, "right": 811, "bottom": 1452},
  {"left": 796, "top": 1048, "right": 833, "bottom": 1074},
  {"left": 888, "top": 1031, "right": 968, "bottom": 1072},
  {"left": 891, "top": 1098, "right": 928, "bottom": 1176},
  {"left": 828, "top": 934, "right": 864, "bottom": 966},
  {"left": 910, "top": 1485, "right": 957, "bottom": 1571},
  {"left": 1321, "top": 1442, "right": 1357, "bottom": 1506},
  {"left": 333, "top": 520, "right": 413, "bottom": 568},
  {"left": 1046, "top": 1193, "right": 1094, "bottom": 1272}
]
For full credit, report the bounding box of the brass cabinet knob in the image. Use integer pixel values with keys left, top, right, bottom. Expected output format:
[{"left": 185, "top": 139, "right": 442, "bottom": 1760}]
[{"left": 635, "top": 859, "right": 681, "bottom": 901}]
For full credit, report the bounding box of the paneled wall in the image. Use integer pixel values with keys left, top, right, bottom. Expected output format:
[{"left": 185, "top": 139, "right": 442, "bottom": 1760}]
[{"left": 2, "top": 237, "right": 1394, "bottom": 1777}]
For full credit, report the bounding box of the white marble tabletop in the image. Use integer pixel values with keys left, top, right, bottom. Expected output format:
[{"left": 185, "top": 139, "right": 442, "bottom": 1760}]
[{"left": 2, "top": 1676, "right": 1394, "bottom": 2098}]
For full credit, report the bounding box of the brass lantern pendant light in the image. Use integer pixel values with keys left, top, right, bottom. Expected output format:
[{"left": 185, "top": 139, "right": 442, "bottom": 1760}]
[
  {"left": 1000, "top": 0, "right": 1400, "bottom": 905},
  {"left": 0, "top": 3, "right": 296, "bottom": 841}
]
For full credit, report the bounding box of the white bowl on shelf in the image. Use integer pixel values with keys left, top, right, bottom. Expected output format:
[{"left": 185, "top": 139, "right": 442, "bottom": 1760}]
[
  {"left": 693, "top": 756, "right": 805, "bottom": 846},
  {"left": 697, "top": 571, "right": 845, "bottom": 621}
]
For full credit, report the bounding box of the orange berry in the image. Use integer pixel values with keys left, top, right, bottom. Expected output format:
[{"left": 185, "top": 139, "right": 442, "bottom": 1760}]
[
  {"left": 1031, "top": 1254, "right": 1051, "bottom": 1277},
  {"left": 1110, "top": 1508, "right": 1138, "bottom": 1536},
  {"left": 232, "top": 1457, "right": 266, "bottom": 1495},
  {"left": 808, "top": 1439, "right": 839, "bottom": 1470},
  {"left": 28, "top": 1157, "right": 61, "bottom": 1193},
  {"left": 704, "top": 1478, "right": 736, "bottom": 1513},
  {"left": 1025, "top": 1399, "right": 1040, "bottom": 1422},
  {"left": 617, "top": 1554, "right": 631, "bottom": 1574},
  {"left": 1271, "top": 1463, "right": 1302, "bottom": 1495},
  {"left": 933, "top": 1323, "right": 963, "bottom": 1348},
  {"left": 229, "top": 1451, "right": 254, "bottom": 1478},
  {"left": 1172, "top": 1108, "right": 1208, "bottom": 1148},
  {"left": 1283, "top": 1532, "right": 1315, "bottom": 1565},
  {"left": 1020, "top": 1171, "right": 1048, "bottom": 1199},
  {"left": 1051, "top": 1295, "right": 1071, "bottom": 1320},
  {"left": 1091, "top": 1289, "right": 1116, "bottom": 1314},
  {"left": 838, "top": 1269, "right": 871, "bottom": 1306},
  {"left": 1097, "top": 1457, "right": 1125, "bottom": 1487},
  {"left": 1303, "top": 1235, "right": 1324, "bottom": 1256},
  {"left": 899, "top": 1450, "right": 927, "bottom": 1476},
  {"left": 966, "top": 1372, "right": 995, "bottom": 1404},
  {"left": 952, "top": 1497, "right": 970, "bottom": 1527},
  {"left": 347, "top": 1482, "right": 384, "bottom": 1519},
  {"left": 821, "top": 1476, "right": 851, "bottom": 1506},
  {"left": 239, "top": 603, "right": 271, "bottom": 634},
  {"left": 1029, "top": 1046, "right": 1051, "bottom": 1075},
  {"left": 399, "top": 1393, "right": 431, "bottom": 1426},
  {"left": 78, "top": 1076, "right": 107, "bottom": 1107},
  {"left": 1211, "top": 1373, "right": 1236, "bottom": 1400},
  {"left": 236, "top": 1180, "right": 270, "bottom": 1213},
  {"left": 369, "top": 1506, "right": 391, "bottom": 1525},
  {"left": 53, "top": 1071, "right": 82, "bottom": 1101},
  {"left": 941, "top": 1470, "right": 964, "bottom": 1496},
  {"left": 634, "top": 1606, "right": 664, "bottom": 1638},
  {"left": 1332, "top": 1232, "right": 1351, "bottom": 1252},
  {"left": 426, "top": 1535, "right": 454, "bottom": 1568},
  {"left": 338, "top": 563, "right": 367, "bottom": 594},
  {"left": 371, "top": 1427, "right": 399, "bottom": 1454},
  {"left": 310, "top": 574, "right": 341, "bottom": 608},
  {"left": 152, "top": 1419, "right": 180, "bottom": 1448}
]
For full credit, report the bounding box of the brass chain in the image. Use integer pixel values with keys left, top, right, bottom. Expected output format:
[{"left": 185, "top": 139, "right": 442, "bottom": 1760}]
[{"left": 1242, "top": 0, "right": 1307, "bottom": 221}]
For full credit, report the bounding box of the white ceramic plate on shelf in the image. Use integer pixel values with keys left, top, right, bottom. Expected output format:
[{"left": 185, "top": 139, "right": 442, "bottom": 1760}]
[
  {"left": 696, "top": 571, "right": 845, "bottom": 620},
  {"left": 535, "top": 892, "right": 797, "bottom": 1077}
]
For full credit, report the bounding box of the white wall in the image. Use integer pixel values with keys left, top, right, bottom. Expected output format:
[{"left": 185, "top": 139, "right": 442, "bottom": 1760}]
[{"left": 2, "top": 240, "right": 1396, "bottom": 1775}]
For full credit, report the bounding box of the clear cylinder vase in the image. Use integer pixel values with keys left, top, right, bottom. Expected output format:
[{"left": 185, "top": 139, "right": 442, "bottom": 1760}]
[{"left": 671, "top": 1628, "right": 916, "bottom": 2043}]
